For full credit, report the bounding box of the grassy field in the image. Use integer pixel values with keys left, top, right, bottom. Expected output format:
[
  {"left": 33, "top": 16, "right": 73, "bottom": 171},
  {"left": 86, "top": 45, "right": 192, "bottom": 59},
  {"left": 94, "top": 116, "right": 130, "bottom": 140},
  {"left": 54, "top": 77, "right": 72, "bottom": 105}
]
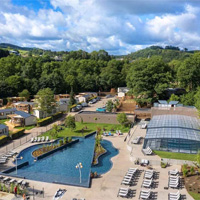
[
  {"left": 154, "top": 150, "right": 196, "bottom": 161},
  {"left": 0, "top": 119, "right": 9, "bottom": 125},
  {"left": 41, "top": 122, "right": 130, "bottom": 139},
  {"left": 189, "top": 192, "right": 200, "bottom": 200}
]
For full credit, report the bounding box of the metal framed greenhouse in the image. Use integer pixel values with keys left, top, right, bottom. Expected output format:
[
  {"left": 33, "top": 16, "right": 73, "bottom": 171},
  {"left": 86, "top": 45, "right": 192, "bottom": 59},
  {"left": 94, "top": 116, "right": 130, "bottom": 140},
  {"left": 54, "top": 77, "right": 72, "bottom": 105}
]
[{"left": 143, "top": 115, "right": 200, "bottom": 154}]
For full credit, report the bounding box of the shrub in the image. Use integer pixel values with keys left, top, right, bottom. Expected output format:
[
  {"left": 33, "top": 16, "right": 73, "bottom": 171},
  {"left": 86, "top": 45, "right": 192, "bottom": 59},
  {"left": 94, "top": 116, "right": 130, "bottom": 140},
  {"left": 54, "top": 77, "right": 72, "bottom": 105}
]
[
  {"left": 63, "top": 137, "right": 68, "bottom": 144},
  {"left": 3, "top": 184, "right": 7, "bottom": 192},
  {"left": 161, "top": 162, "right": 167, "bottom": 168},
  {"left": 10, "top": 129, "right": 25, "bottom": 139},
  {"left": 190, "top": 166, "right": 195, "bottom": 175},
  {"left": 68, "top": 137, "right": 72, "bottom": 142},
  {"left": 37, "top": 116, "right": 52, "bottom": 126},
  {"left": 0, "top": 135, "right": 10, "bottom": 146},
  {"left": 59, "top": 140, "right": 63, "bottom": 146},
  {"left": 10, "top": 183, "right": 14, "bottom": 193},
  {"left": 183, "top": 169, "right": 188, "bottom": 177}
]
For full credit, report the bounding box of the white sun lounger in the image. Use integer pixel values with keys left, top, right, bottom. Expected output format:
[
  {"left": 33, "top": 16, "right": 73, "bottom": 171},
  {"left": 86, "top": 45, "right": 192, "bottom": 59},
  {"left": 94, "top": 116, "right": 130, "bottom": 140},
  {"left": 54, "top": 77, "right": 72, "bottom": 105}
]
[
  {"left": 34, "top": 137, "right": 38, "bottom": 142},
  {"left": 169, "top": 169, "right": 179, "bottom": 175},
  {"left": 37, "top": 137, "right": 41, "bottom": 142},
  {"left": 46, "top": 136, "right": 49, "bottom": 141},
  {"left": 9, "top": 179, "right": 16, "bottom": 184},
  {"left": 17, "top": 179, "right": 23, "bottom": 184},
  {"left": 41, "top": 136, "right": 45, "bottom": 142},
  {"left": 30, "top": 137, "right": 34, "bottom": 143}
]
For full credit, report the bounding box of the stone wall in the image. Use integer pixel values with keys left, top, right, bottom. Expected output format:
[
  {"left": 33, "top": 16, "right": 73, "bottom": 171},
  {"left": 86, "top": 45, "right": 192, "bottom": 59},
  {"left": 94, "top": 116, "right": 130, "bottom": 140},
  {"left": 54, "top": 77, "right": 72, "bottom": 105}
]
[{"left": 75, "top": 111, "right": 135, "bottom": 124}]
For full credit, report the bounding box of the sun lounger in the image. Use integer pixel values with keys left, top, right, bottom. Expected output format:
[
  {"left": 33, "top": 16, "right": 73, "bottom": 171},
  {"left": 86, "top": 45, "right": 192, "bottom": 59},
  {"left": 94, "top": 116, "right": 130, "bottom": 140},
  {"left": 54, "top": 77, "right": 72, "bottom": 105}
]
[
  {"left": 139, "top": 190, "right": 151, "bottom": 199},
  {"left": 21, "top": 180, "right": 28, "bottom": 188},
  {"left": 121, "top": 179, "right": 132, "bottom": 185},
  {"left": 3, "top": 177, "right": 10, "bottom": 183},
  {"left": 169, "top": 191, "right": 181, "bottom": 200},
  {"left": 17, "top": 179, "right": 23, "bottom": 184},
  {"left": 141, "top": 159, "right": 149, "bottom": 166},
  {"left": 46, "top": 136, "right": 49, "bottom": 141},
  {"left": 30, "top": 137, "right": 34, "bottom": 143},
  {"left": 132, "top": 136, "right": 142, "bottom": 144},
  {"left": 9, "top": 179, "right": 16, "bottom": 184},
  {"left": 0, "top": 160, "right": 6, "bottom": 164},
  {"left": 41, "top": 136, "right": 45, "bottom": 142},
  {"left": 169, "top": 169, "right": 179, "bottom": 175},
  {"left": 34, "top": 137, "right": 38, "bottom": 142},
  {"left": 37, "top": 137, "right": 41, "bottom": 142}
]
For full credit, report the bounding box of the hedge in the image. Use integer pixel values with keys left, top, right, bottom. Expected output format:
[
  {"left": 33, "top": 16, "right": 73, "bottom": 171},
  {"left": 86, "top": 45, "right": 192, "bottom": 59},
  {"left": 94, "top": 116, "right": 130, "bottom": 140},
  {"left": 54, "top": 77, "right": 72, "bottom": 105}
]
[
  {"left": 0, "top": 135, "right": 10, "bottom": 146},
  {"left": 37, "top": 112, "right": 63, "bottom": 127},
  {"left": 11, "top": 128, "right": 25, "bottom": 139},
  {"left": 37, "top": 116, "right": 52, "bottom": 127},
  {"left": 88, "top": 96, "right": 97, "bottom": 101},
  {"left": 52, "top": 112, "right": 63, "bottom": 120}
]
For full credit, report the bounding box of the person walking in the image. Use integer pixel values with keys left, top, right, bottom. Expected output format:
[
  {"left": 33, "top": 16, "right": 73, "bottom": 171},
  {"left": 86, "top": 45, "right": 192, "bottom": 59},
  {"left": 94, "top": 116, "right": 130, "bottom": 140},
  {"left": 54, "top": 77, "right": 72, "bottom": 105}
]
[{"left": 14, "top": 186, "right": 17, "bottom": 197}]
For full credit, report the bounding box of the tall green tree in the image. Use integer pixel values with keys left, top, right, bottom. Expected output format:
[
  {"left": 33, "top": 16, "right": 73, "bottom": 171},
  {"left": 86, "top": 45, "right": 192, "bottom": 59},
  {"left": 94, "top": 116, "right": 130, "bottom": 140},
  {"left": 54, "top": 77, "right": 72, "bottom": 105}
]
[
  {"left": 36, "top": 88, "right": 55, "bottom": 115},
  {"left": 177, "top": 53, "right": 200, "bottom": 91},
  {"left": 65, "top": 115, "right": 76, "bottom": 130},
  {"left": 117, "top": 113, "right": 129, "bottom": 126},
  {"left": 126, "top": 56, "right": 172, "bottom": 106},
  {"left": 19, "top": 89, "right": 30, "bottom": 100},
  {"left": 106, "top": 100, "right": 113, "bottom": 112}
]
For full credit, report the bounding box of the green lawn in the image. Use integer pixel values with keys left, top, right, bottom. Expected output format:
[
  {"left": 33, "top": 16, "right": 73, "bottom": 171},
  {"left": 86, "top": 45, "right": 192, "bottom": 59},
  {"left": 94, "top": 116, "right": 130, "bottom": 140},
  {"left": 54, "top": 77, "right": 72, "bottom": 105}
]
[
  {"left": 154, "top": 150, "right": 196, "bottom": 161},
  {"left": 189, "top": 192, "right": 200, "bottom": 200},
  {"left": 0, "top": 119, "right": 9, "bottom": 125},
  {"left": 41, "top": 122, "right": 129, "bottom": 139},
  {"left": 15, "top": 125, "right": 36, "bottom": 130}
]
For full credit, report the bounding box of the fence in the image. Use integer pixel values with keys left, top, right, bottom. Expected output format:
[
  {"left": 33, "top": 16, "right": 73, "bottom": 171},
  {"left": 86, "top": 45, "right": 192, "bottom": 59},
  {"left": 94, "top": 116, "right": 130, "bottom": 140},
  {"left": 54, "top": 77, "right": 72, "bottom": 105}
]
[{"left": 0, "top": 120, "right": 64, "bottom": 156}]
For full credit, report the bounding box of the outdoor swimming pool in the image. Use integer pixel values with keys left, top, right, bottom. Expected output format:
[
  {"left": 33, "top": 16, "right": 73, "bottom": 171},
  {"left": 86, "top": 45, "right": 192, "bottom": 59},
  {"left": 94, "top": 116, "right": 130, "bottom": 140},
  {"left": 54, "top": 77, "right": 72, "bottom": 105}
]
[{"left": 6, "top": 134, "right": 118, "bottom": 187}]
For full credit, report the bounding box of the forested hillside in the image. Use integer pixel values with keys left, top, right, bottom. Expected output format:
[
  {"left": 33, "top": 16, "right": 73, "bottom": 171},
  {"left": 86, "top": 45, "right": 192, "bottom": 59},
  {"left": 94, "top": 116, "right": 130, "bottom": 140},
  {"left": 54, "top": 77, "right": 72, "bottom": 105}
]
[
  {"left": 0, "top": 45, "right": 200, "bottom": 112},
  {"left": 125, "top": 46, "right": 195, "bottom": 62}
]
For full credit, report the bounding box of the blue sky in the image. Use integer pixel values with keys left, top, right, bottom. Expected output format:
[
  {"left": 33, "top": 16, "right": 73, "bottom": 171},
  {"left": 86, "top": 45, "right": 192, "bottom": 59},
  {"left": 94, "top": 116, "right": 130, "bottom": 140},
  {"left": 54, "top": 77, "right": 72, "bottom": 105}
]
[{"left": 0, "top": 0, "right": 200, "bottom": 55}]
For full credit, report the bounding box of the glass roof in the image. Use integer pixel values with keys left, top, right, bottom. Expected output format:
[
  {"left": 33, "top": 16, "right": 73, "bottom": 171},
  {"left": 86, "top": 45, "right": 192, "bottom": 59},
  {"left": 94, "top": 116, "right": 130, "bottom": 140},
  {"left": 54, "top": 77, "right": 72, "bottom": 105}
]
[
  {"left": 146, "top": 128, "right": 200, "bottom": 141},
  {"left": 147, "top": 115, "right": 200, "bottom": 131},
  {"left": 158, "top": 100, "right": 168, "bottom": 104},
  {"left": 146, "top": 115, "right": 200, "bottom": 141}
]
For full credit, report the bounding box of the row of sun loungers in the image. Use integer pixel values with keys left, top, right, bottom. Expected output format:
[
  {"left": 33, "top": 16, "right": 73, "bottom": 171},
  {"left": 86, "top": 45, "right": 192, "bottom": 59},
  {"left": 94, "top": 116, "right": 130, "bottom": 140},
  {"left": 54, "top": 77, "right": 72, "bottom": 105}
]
[
  {"left": 121, "top": 168, "right": 138, "bottom": 185},
  {"left": 0, "top": 176, "right": 28, "bottom": 187},
  {"left": 30, "top": 136, "right": 49, "bottom": 143},
  {"left": 131, "top": 136, "right": 142, "bottom": 144},
  {"left": 139, "top": 189, "right": 152, "bottom": 199},
  {"left": 168, "top": 191, "right": 181, "bottom": 200},
  {"left": 0, "top": 151, "right": 17, "bottom": 164},
  {"left": 168, "top": 170, "right": 180, "bottom": 189},
  {"left": 142, "top": 147, "right": 153, "bottom": 155}
]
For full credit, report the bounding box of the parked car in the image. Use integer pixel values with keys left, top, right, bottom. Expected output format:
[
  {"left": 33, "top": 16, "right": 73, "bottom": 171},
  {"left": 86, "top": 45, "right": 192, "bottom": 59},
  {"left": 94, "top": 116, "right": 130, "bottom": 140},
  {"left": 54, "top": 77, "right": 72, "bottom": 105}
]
[
  {"left": 96, "top": 108, "right": 106, "bottom": 112},
  {"left": 106, "top": 94, "right": 113, "bottom": 98},
  {"left": 81, "top": 102, "right": 88, "bottom": 107},
  {"left": 89, "top": 100, "right": 94, "bottom": 104}
]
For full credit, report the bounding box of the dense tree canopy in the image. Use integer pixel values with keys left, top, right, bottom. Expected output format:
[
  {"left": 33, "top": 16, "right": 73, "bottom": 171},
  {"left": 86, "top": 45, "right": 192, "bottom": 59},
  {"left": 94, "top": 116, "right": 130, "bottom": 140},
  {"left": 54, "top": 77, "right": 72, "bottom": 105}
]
[{"left": 127, "top": 56, "right": 172, "bottom": 105}]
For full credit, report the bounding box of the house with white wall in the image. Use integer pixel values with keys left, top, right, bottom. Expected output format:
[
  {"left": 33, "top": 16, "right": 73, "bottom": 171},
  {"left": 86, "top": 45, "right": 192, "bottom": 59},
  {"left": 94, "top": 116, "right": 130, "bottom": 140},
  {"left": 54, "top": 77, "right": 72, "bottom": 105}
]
[{"left": 117, "top": 87, "right": 130, "bottom": 97}]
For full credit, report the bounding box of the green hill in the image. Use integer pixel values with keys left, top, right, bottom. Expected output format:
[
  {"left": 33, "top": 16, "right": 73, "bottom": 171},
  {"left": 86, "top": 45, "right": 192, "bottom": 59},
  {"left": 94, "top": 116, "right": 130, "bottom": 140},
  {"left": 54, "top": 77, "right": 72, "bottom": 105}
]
[
  {"left": 0, "top": 43, "right": 35, "bottom": 51},
  {"left": 125, "top": 46, "right": 197, "bottom": 62}
]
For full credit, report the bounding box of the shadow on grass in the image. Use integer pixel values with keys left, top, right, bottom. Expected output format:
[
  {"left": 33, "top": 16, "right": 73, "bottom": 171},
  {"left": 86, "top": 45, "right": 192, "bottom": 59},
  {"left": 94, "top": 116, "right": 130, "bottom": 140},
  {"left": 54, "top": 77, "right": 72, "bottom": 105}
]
[{"left": 74, "top": 129, "right": 93, "bottom": 134}]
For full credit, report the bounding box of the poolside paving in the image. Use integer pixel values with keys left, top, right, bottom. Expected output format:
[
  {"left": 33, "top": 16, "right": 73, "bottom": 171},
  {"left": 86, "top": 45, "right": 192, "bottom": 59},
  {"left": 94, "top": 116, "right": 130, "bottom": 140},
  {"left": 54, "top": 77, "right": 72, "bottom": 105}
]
[{"left": 0, "top": 125, "right": 195, "bottom": 200}]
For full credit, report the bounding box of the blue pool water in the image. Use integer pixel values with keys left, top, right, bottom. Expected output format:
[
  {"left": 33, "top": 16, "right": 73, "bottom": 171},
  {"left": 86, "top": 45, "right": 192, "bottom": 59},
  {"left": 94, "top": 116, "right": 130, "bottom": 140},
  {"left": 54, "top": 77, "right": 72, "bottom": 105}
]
[
  {"left": 91, "top": 140, "right": 119, "bottom": 174},
  {"left": 7, "top": 135, "right": 118, "bottom": 187}
]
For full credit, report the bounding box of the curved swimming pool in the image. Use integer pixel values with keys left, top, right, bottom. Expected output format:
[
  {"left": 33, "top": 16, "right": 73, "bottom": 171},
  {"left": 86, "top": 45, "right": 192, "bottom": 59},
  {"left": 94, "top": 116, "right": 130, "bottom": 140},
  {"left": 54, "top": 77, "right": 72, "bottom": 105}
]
[{"left": 6, "top": 135, "right": 118, "bottom": 187}]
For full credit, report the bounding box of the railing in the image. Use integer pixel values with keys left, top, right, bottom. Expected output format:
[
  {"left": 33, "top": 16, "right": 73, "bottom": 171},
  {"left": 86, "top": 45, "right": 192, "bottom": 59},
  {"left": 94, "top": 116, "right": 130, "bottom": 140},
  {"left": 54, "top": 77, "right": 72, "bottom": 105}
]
[{"left": 0, "top": 120, "right": 63, "bottom": 156}]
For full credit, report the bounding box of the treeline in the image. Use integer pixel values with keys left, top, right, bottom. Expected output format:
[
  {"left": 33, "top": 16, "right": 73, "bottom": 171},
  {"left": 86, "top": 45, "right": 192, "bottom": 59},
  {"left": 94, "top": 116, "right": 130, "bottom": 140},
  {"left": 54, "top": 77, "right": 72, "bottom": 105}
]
[
  {"left": 1, "top": 47, "right": 200, "bottom": 112},
  {"left": 0, "top": 50, "right": 127, "bottom": 98}
]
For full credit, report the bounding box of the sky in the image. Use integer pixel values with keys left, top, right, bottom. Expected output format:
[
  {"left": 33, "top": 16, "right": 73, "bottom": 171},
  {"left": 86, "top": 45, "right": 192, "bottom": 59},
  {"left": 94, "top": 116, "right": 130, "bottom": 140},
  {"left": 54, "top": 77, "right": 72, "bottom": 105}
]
[{"left": 0, "top": 0, "right": 200, "bottom": 55}]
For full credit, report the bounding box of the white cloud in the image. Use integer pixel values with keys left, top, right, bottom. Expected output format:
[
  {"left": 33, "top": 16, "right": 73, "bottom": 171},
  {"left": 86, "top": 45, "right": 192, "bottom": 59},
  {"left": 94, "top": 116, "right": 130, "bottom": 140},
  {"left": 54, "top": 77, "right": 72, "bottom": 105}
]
[{"left": 0, "top": 0, "right": 200, "bottom": 54}]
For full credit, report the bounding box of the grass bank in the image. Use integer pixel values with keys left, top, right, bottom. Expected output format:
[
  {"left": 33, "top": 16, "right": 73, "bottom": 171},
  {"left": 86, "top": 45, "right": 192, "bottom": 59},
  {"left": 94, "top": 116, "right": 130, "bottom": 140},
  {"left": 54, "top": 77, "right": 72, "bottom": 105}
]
[
  {"left": 154, "top": 150, "right": 196, "bottom": 161},
  {"left": 41, "top": 122, "right": 130, "bottom": 139},
  {"left": 189, "top": 192, "right": 200, "bottom": 200}
]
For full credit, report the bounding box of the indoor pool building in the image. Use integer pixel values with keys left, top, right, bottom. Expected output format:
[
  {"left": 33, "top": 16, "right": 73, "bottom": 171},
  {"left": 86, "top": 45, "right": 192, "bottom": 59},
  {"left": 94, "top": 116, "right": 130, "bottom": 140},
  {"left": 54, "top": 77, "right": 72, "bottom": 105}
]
[{"left": 143, "top": 115, "right": 200, "bottom": 154}]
